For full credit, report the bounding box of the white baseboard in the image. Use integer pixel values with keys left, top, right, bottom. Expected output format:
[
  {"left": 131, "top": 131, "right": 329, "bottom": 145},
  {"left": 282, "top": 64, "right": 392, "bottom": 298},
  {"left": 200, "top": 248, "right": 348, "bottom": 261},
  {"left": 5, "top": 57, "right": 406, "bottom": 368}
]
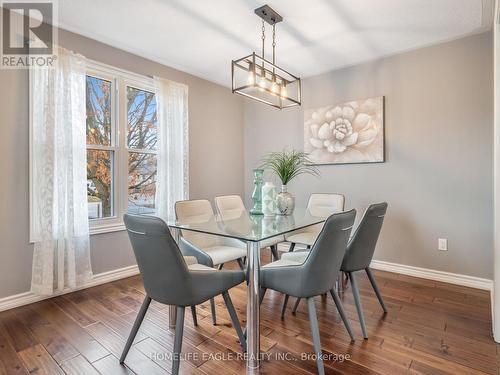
[
  {"left": 0, "top": 265, "right": 139, "bottom": 312},
  {"left": 370, "top": 260, "right": 493, "bottom": 291},
  {"left": 277, "top": 243, "right": 493, "bottom": 291}
]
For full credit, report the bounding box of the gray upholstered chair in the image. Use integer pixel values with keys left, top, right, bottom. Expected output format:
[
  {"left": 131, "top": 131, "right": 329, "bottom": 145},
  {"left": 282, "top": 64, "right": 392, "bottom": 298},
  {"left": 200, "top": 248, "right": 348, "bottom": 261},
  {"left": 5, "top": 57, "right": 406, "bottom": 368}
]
[
  {"left": 279, "top": 193, "right": 344, "bottom": 321},
  {"left": 285, "top": 193, "right": 345, "bottom": 251},
  {"left": 341, "top": 202, "right": 388, "bottom": 339},
  {"left": 121, "top": 214, "right": 246, "bottom": 375},
  {"left": 175, "top": 199, "right": 247, "bottom": 325},
  {"left": 279, "top": 254, "right": 356, "bottom": 342},
  {"left": 214, "top": 194, "right": 283, "bottom": 261},
  {"left": 259, "top": 210, "right": 356, "bottom": 375},
  {"left": 282, "top": 203, "right": 389, "bottom": 339}
]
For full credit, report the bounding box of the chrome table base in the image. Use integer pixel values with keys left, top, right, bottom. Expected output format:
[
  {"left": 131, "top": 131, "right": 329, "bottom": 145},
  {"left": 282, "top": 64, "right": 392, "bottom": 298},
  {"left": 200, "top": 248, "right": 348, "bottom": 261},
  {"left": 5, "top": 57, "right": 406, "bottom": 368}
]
[{"left": 246, "top": 241, "right": 261, "bottom": 370}]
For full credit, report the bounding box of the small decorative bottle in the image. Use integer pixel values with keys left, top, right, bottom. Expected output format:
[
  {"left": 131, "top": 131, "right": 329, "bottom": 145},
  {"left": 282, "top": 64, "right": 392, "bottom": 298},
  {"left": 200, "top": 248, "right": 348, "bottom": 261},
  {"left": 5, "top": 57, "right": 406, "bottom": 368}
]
[
  {"left": 250, "top": 169, "right": 264, "bottom": 215},
  {"left": 261, "top": 181, "right": 277, "bottom": 217}
]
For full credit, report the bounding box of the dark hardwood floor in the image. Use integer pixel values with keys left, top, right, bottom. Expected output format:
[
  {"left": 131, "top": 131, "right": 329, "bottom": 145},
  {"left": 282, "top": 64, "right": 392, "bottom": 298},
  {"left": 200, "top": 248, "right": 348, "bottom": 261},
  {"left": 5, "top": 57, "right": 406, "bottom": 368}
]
[{"left": 0, "top": 249, "right": 497, "bottom": 374}]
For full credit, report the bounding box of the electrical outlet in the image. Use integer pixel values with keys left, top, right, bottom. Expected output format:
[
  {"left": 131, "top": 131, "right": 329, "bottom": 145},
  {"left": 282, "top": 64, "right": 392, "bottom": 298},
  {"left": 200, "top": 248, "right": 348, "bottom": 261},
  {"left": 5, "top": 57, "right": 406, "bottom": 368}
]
[{"left": 438, "top": 238, "right": 448, "bottom": 251}]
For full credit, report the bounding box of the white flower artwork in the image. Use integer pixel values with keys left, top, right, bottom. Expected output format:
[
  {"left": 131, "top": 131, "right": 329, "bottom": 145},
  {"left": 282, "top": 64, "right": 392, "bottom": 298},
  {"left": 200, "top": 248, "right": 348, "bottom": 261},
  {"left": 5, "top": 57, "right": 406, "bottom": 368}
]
[{"left": 304, "top": 96, "right": 384, "bottom": 165}]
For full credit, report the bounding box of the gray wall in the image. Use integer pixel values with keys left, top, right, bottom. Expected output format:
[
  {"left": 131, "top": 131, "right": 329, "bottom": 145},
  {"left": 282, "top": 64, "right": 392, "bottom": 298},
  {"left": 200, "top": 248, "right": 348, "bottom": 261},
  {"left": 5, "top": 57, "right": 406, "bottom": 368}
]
[
  {"left": 0, "top": 27, "right": 245, "bottom": 298},
  {"left": 244, "top": 32, "right": 493, "bottom": 279}
]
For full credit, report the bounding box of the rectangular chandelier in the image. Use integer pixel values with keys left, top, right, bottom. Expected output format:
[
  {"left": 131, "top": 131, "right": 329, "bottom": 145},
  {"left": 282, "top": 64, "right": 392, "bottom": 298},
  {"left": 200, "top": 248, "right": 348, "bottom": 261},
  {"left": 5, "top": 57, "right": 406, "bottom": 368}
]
[{"left": 231, "top": 5, "right": 301, "bottom": 110}]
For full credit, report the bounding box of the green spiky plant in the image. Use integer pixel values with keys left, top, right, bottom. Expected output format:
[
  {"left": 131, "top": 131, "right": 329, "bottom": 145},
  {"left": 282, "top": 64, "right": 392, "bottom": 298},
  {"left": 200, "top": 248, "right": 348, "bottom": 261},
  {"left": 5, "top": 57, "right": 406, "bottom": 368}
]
[{"left": 260, "top": 149, "right": 320, "bottom": 185}]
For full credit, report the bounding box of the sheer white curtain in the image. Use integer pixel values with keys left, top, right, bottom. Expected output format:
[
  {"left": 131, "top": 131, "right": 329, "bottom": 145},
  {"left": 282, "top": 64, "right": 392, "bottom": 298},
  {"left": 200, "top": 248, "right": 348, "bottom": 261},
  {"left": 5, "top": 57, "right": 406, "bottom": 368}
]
[
  {"left": 154, "top": 77, "right": 189, "bottom": 220},
  {"left": 31, "top": 47, "right": 92, "bottom": 295}
]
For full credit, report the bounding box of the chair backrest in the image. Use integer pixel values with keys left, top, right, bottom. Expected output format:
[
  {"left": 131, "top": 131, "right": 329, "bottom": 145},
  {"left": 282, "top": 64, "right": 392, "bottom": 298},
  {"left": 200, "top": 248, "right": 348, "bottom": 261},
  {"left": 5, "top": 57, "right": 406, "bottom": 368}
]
[
  {"left": 341, "top": 202, "right": 388, "bottom": 272},
  {"left": 300, "top": 209, "right": 356, "bottom": 296},
  {"left": 307, "top": 193, "right": 345, "bottom": 216},
  {"left": 175, "top": 199, "right": 217, "bottom": 248},
  {"left": 303, "top": 193, "right": 345, "bottom": 234},
  {"left": 124, "top": 214, "right": 191, "bottom": 305},
  {"left": 214, "top": 195, "right": 246, "bottom": 220}
]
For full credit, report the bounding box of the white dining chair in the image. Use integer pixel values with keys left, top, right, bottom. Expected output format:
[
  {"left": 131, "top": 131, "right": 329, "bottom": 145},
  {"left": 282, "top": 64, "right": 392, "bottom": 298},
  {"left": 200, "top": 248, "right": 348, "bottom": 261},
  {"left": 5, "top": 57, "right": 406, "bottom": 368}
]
[
  {"left": 285, "top": 193, "right": 345, "bottom": 251},
  {"left": 214, "top": 195, "right": 283, "bottom": 261},
  {"left": 175, "top": 199, "right": 247, "bottom": 325}
]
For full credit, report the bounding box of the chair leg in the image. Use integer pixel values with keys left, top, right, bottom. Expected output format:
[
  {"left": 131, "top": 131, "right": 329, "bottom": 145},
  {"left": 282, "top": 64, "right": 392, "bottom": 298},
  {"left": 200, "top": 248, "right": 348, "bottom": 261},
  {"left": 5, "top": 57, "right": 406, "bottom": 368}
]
[
  {"left": 222, "top": 292, "right": 247, "bottom": 352},
  {"left": 281, "top": 295, "right": 289, "bottom": 319},
  {"left": 292, "top": 297, "right": 302, "bottom": 314},
  {"left": 335, "top": 272, "right": 342, "bottom": 293},
  {"left": 307, "top": 298, "right": 325, "bottom": 375},
  {"left": 288, "top": 242, "right": 296, "bottom": 252},
  {"left": 349, "top": 272, "right": 368, "bottom": 339},
  {"left": 172, "top": 306, "right": 185, "bottom": 375},
  {"left": 218, "top": 264, "right": 224, "bottom": 270},
  {"left": 270, "top": 245, "right": 279, "bottom": 261},
  {"left": 329, "top": 289, "right": 355, "bottom": 341},
  {"left": 342, "top": 271, "right": 349, "bottom": 290},
  {"left": 120, "top": 296, "right": 151, "bottom": 363},
  {"left": 237, "top": 258, "right": 245, "bottom": 270},
  {"left": 190, "top": 306, "right": 198, "bottom": 326},
  {"left": 366, "top": 267, "right": 388, "bottom": 313},
  {"left": 259, "top": 287, "right": 267, "bottom": 305},
  {"left": 210, "top": 298, "right": 217, "bottom": 325}
]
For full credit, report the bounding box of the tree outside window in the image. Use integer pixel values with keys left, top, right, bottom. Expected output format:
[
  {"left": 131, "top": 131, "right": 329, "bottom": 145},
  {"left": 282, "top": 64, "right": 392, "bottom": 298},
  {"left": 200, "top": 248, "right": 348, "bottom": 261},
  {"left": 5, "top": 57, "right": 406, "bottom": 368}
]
[{"left": 85, "top": 74, "right": 158, "bottom": 220}]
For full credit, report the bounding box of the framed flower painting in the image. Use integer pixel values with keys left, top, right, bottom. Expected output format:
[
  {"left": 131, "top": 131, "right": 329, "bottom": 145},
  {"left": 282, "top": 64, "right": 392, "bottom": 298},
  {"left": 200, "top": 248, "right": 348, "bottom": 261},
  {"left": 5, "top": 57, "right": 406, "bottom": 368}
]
[{"left": 304, "top": 96, "right": 385, "bottom": 165}]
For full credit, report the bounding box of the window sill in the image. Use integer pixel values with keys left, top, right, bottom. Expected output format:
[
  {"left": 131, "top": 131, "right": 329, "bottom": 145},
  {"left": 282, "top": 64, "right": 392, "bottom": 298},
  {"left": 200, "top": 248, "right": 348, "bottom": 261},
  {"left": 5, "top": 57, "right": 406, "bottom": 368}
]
[
  {"left": 89, "top": 222, "right": 126, "bottom": 236},
  {"left": 29, "top": 222, "right": 126, "bottom": 243}
]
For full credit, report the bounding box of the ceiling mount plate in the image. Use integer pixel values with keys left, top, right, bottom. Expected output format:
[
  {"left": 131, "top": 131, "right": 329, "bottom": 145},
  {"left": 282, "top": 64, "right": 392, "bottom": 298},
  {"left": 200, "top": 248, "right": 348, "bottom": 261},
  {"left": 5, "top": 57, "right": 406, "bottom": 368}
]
[{"left": 254, "top": 4, "right": 283, "bottom": 25}]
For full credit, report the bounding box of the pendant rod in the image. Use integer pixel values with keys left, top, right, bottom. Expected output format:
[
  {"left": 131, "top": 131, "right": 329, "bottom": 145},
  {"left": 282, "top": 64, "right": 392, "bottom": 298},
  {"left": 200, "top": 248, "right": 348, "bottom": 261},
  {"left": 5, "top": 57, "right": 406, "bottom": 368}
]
[
  {"left": 261, "top": 20, "right": 265, "bottom": 73},
  {"left": 272, "top": 24, "right": 276, "bottom": 77}
]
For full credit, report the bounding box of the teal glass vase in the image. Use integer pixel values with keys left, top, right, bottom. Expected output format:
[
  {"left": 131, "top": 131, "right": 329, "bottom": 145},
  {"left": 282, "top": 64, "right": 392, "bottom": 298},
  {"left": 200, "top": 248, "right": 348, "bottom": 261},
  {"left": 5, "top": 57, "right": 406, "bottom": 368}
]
[{"left": 250, "top": 169, "right": 264, "bottom": 215}]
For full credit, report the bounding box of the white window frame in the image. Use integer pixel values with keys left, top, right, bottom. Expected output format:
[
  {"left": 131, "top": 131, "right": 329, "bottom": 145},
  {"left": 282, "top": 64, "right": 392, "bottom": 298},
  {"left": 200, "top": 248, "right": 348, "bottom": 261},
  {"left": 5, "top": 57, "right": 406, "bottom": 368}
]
[
  {"left": 29, "top": 59, "right": 157, "bottom": 238},
  {"left": 86, "top": 61, "right": 157, "bottom": 235},
  {"left": 85, "top": 68, "right": 120, "bottom": 233}
]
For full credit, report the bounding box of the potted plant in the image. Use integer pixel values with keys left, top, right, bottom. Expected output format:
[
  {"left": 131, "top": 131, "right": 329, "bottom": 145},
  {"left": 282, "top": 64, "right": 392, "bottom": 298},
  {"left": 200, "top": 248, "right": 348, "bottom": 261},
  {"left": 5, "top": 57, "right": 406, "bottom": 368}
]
[{"left": 260, "top": 149, "right": 319, "bottom": 215}]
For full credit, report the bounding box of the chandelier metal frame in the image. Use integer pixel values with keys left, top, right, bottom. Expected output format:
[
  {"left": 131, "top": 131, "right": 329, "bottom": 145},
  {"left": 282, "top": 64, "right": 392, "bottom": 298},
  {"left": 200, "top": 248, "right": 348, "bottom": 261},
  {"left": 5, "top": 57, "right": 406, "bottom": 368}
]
[{"left": 231, "top": 5, "right": 301, "bottom": 109}]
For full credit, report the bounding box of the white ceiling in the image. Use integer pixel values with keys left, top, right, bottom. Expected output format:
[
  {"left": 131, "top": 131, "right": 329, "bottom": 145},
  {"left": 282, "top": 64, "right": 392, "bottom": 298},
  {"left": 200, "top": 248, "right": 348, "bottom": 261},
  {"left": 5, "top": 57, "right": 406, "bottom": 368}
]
[{"left": 58, "top": 0, "right": 494, "bottom": 87}]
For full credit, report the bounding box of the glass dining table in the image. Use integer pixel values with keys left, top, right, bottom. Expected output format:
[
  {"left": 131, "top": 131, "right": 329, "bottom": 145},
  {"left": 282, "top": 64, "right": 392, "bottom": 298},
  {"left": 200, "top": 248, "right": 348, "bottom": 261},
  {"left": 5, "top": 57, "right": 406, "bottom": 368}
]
[{"left": 165, "top": 208, "right": 328, "bottom": 371}]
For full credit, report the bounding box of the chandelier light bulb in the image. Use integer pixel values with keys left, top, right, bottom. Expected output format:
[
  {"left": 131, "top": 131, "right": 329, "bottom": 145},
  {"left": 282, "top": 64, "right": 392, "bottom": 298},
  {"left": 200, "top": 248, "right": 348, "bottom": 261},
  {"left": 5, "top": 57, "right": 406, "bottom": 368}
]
[
  {"left": 258, "top": 76, "right": 267, "bottom": 89},
  {"left": 247, "top": 72, "right": 255, "bottom": 85},
  {"left": 280, "top": 84, "right": 287, "bottom": 98},
  {"left": 271, "top": 82, "right": 279, "bottom": 95}
]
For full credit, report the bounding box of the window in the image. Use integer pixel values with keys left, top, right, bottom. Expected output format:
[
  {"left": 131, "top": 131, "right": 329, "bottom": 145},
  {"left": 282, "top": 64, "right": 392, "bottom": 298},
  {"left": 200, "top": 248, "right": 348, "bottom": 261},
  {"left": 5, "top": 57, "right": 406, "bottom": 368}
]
[
  {"left": 84, "top": 63, "right": 157, "bottom": 232},
  {"left": 29, "top": 59, "right": 189, "bottom": 240},
  {"left": 86, "top": 76, "right": 114, "bottom": 219},
  {"left": 126, "top": 86, "right": 157, "bottom": 214}
]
